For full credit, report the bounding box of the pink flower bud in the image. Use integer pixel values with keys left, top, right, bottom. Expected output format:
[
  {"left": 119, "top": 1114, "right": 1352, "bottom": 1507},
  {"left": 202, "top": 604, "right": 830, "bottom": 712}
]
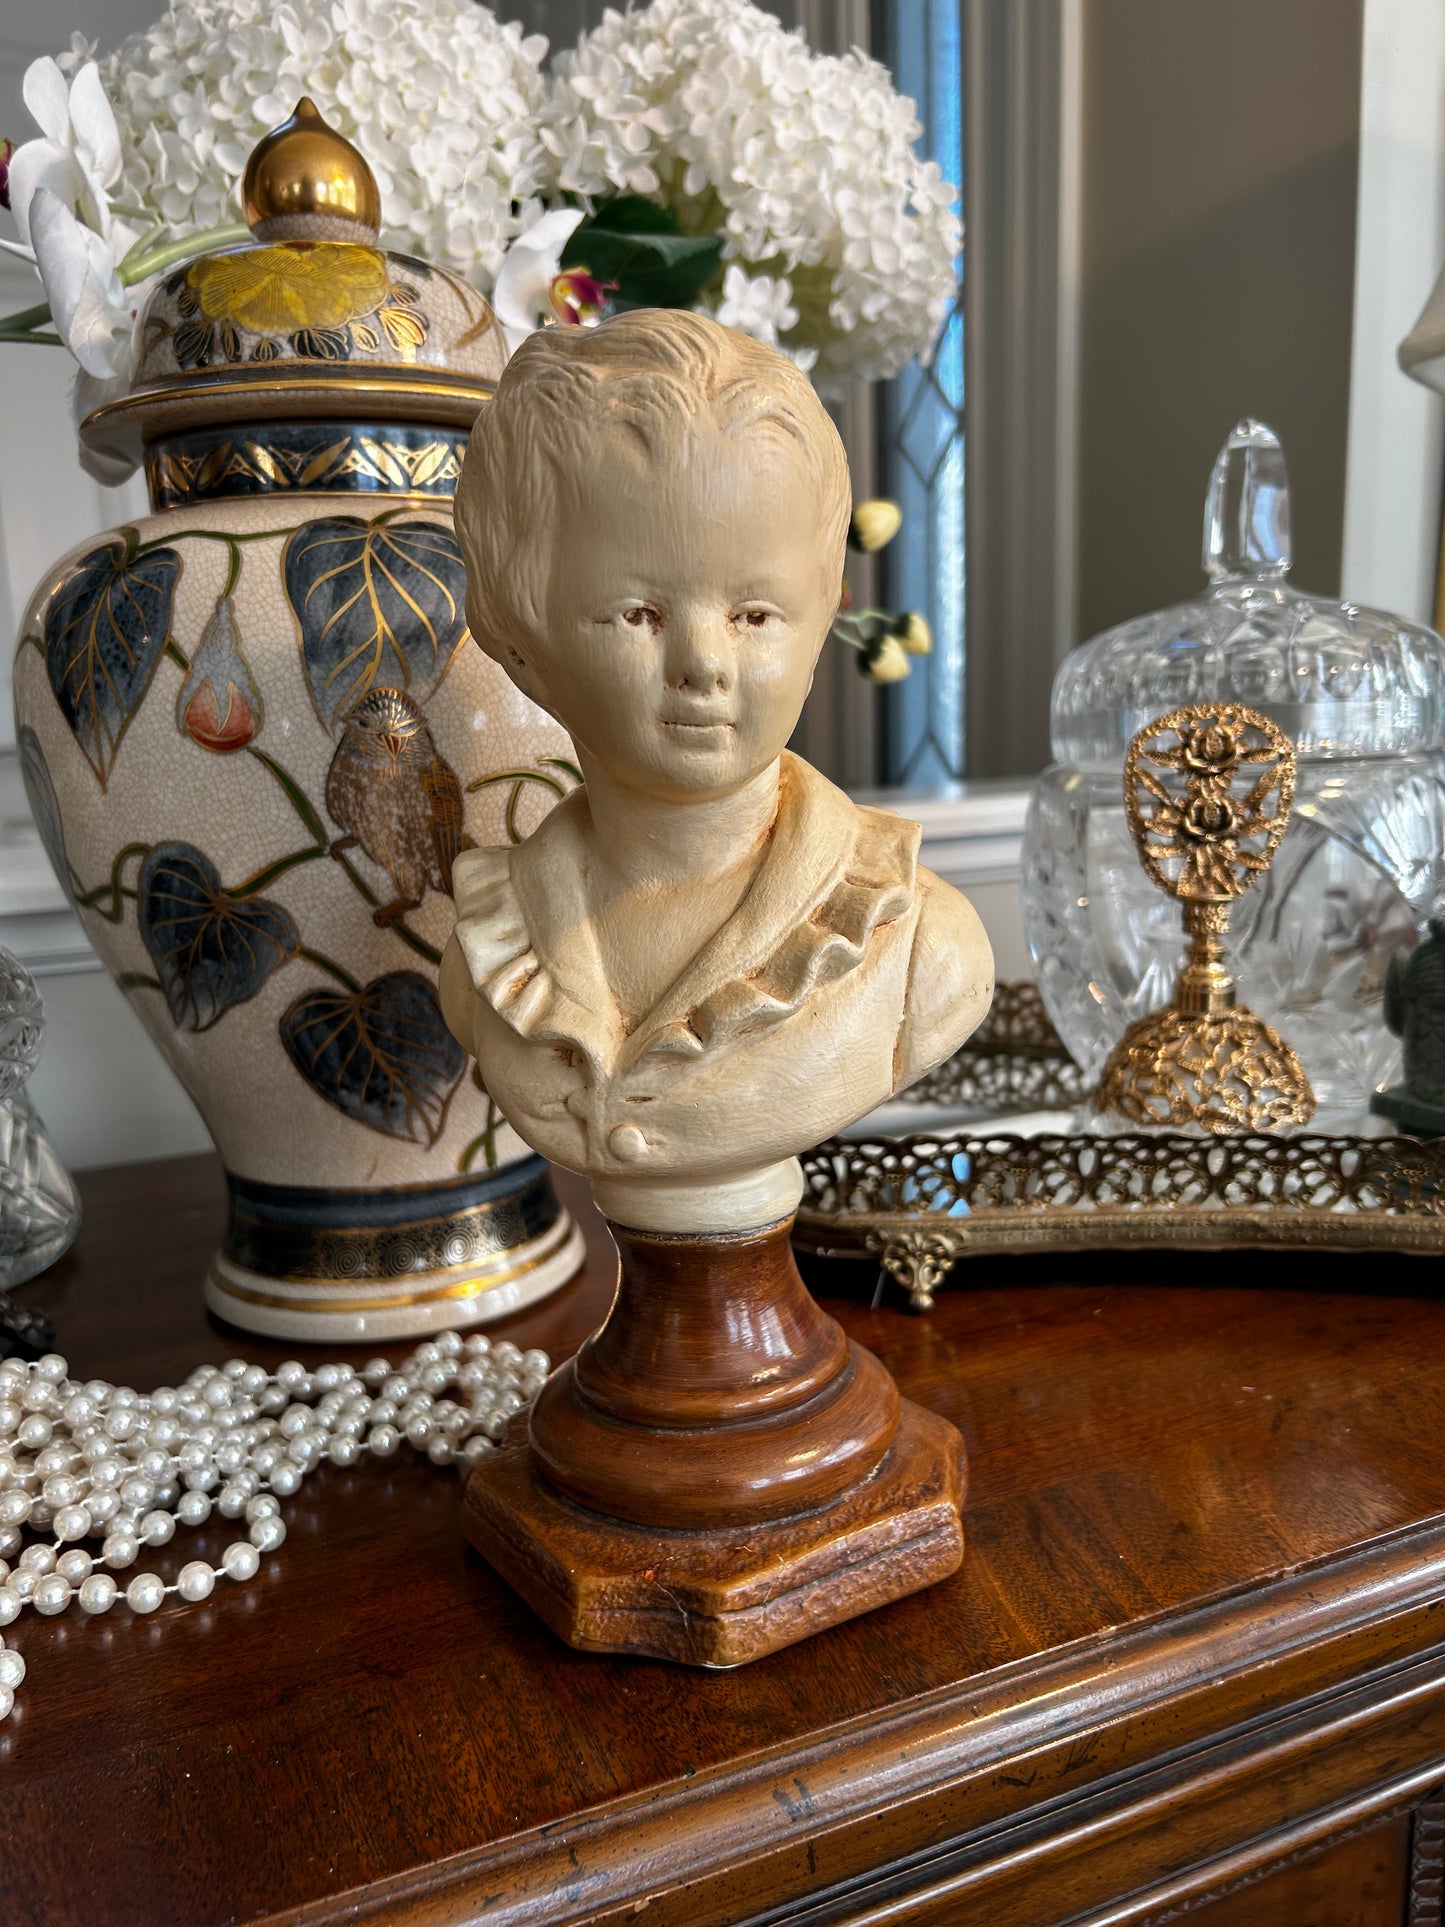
[{"left": 176, "top": 597, "right": 264, "bottom": 754}]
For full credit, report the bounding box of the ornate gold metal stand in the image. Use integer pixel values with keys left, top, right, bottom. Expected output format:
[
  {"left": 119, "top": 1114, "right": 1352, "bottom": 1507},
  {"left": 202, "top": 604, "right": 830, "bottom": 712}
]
[{"left": 1094, "top": 703, "right": 1315, "bottom": 1134}]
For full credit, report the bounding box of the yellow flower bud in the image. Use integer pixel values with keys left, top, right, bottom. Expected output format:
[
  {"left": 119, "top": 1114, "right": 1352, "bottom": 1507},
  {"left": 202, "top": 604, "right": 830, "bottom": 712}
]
[
  {"left": 848, "top": 499, "right": 902, "bottom": 552},
  {"left": 861, "top": 634, "right": 911, "bottom": 683},
  {"left": 895, "top": 611, "right": 932, "bottom": 656}
]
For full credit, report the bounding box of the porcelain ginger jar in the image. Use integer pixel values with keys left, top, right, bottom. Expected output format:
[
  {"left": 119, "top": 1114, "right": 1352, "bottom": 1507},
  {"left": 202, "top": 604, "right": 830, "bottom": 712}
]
[
  {"left": 1022, "top": 419, "right": 1445, "bottom": 1129},
  {"left": 10, "top": 105, "right": 583, "bottom": 1339}
]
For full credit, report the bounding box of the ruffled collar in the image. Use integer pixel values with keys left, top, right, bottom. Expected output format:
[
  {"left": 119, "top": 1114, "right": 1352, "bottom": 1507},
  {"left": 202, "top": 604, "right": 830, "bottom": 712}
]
[{"left": 450, "top": 753, "right": 919, "bottom": 1076}]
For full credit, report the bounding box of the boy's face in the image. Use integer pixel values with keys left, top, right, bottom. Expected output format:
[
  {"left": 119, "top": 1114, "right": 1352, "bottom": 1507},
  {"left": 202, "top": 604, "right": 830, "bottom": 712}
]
[{"left": 540, "top": 422, "right": 838, "bottom": 804}]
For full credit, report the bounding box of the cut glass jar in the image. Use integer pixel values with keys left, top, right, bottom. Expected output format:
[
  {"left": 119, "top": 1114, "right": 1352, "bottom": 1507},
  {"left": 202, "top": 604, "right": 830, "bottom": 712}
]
[{"left": 1022, "top": 419, "right": 1445, "bottom": 1129}]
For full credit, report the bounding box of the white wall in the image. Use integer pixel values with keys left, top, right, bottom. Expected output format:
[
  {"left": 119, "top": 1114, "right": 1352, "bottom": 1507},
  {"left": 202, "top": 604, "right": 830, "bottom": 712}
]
[{"left": 1341, "top": 0, "right": 1445, "bottom": 619}]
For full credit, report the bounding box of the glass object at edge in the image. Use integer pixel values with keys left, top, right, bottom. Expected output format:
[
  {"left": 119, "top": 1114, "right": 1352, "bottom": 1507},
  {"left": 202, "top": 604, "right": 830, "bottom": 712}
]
[{"left": 0, "top": 947, "right": 80, "bottom": 1289}]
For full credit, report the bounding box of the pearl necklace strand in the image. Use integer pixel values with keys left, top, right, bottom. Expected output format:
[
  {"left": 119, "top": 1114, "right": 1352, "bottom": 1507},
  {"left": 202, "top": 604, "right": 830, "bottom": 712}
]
[{"left": 0, "top": 1330, "right": 550, "bottom": 1723}]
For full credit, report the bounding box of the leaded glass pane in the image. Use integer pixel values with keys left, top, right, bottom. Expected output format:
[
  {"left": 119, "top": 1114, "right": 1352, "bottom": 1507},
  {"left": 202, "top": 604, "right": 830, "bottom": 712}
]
[{"left": 881, "top": 0, "right": 966, "bottom": 785}]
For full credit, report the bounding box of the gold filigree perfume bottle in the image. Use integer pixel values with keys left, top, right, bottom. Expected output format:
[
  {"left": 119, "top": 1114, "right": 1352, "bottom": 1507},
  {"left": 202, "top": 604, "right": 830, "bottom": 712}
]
[{"left": 1093, "top": 703, "right": 1314, "bottom": 1134}]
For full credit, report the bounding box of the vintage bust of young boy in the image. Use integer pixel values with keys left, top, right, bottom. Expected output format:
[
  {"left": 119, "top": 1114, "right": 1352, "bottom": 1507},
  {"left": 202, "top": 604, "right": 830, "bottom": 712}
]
[{"left": 440, "top": 310, "right": 992, "bottom": 1236}]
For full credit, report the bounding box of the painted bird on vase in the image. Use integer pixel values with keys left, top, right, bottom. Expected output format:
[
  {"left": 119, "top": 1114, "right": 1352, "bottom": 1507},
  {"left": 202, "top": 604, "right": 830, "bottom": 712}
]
[{"left": 326, "top": 686, "right": 472, "bottom": 927}]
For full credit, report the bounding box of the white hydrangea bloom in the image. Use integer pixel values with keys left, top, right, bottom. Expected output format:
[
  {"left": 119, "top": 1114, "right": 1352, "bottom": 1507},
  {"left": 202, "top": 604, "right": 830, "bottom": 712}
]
[
  {"left": 698, "top": 262, "right": 815, "bottom": 373},
  {"left": 712, "top": 263, "right": 796, "bottom": 343},
  {"left": 101, "top": 0, "right": 551, "bottom": 288},
  {"left": 539, "top": 0, "right": 960, "bottom": 389}
]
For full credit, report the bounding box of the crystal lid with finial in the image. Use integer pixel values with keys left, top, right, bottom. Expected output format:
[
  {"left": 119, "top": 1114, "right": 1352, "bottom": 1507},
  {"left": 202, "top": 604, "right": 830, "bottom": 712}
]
[
  {"left": 79, "top": 98, "right": 506, "bottom": 482},
  {"left": 1051, "top": 419, "right": 1445, "bottom": 765}
]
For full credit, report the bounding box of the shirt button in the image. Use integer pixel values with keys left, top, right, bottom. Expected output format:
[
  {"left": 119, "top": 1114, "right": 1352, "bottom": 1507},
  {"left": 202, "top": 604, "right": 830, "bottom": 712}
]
[{"left": 608, "top": 1124, "right": 649, "bottom": 1162}]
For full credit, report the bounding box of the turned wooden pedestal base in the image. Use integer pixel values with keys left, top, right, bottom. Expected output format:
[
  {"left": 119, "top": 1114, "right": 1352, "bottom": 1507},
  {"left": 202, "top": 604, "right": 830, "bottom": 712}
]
[
  {"left": 461, "top": 1211, "right": 968, "bottom": 1667},
  {"left": 463, "top": 1397, "right": 965, "bottom": 1667}
]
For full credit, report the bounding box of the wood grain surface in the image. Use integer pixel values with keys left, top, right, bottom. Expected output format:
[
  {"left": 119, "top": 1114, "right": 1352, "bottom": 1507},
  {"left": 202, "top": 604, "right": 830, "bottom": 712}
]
[{"left": 6, "top": 1155, "right": 1445, "bottom": 1926}]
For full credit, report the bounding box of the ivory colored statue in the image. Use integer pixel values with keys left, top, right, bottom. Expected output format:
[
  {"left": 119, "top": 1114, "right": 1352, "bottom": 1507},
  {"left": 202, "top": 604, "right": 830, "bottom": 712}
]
[{"left": 441, "top": 310, "right": 994, "bottom": 1666}]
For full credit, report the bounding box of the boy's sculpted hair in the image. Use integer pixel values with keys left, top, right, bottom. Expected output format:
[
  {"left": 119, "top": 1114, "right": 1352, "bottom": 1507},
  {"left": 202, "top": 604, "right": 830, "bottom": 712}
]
[{"left": 454, "top": 309, "right": 852, "bottom": 696}]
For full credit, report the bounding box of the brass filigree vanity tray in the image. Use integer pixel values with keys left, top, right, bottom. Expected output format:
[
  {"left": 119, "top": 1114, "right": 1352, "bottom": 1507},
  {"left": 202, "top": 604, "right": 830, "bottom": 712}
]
[
  {"left": 797, "top": 704, "right": 1445, "bottom": 1310},
  {"left": 794, "top": 1117, "right": 1445, "bottom": 1311},
  {"left": 799, "top": 970, "right": 1445, "bottom": 1314}
]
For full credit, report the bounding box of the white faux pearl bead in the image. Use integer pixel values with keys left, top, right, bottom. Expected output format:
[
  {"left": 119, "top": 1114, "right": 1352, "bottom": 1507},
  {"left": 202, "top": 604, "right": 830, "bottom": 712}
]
[
  {"left": 103, "top": 1531, "right": 139, "bottom": 1570},
  {"left": 248, "top": 1516, "right": 286, "bottom": 1553},
  {"left": 176, "top": 1490, "right": 211, "bottom": 1527},
  {"left": 0, "top": 1491, "right": 31, "bottom": 1527},
  {"left": 53, "top": 1504, "right": 91, "bottom": 1542},
  {"left": 222, "top": 1542, "right": 261, "bottom": 1582},
  {"left": 0, "top": 1334, "right": 552, "bottom": 1726},
  {"left": 0, "top": 1647, "right": 26, "bottom": 1688},
  {"left": 177, "top": 1561, "right": 214, "bottom": 1603},
  {"left": 33, "top": 1574, "right": 71, "bottom": 1616},
  {"left": 126, "top": 1573, "right": 165, "bottom": 1614}
]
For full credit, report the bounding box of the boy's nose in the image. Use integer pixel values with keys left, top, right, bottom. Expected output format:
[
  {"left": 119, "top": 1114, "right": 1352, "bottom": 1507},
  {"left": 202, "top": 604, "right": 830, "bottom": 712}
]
[{"left": 667, "top": 614, "right": 732, "bottom": 693}]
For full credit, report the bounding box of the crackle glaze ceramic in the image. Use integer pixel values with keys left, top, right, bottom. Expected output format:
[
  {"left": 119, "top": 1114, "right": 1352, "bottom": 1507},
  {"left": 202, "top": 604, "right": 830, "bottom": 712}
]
[{"left": 11, "top": 211, "right": 584, "bottom": 1340}]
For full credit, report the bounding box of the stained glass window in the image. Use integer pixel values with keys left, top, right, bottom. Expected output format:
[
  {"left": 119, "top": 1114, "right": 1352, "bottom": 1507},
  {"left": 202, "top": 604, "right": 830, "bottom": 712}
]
[{"left": 879, "top": 0, "right": 966, "bottom": 785}]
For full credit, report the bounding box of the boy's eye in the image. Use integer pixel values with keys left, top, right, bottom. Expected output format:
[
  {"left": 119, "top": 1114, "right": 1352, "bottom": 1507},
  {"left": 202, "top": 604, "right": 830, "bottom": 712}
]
[
  {"left": 622, "top": 606, "right": 661, "bottom": 631},
  {"left": 737, "top": 609, "right": 775, "bottom": 629}
]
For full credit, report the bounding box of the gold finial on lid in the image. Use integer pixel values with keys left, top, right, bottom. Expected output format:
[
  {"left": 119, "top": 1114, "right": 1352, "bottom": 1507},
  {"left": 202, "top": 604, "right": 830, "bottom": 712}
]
[{"left": 242, "top": 97, "right": 382, "bottom": 245}]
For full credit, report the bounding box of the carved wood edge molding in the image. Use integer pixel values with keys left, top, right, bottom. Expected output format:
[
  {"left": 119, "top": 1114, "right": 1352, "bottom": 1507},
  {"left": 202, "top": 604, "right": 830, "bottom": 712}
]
[
  {"left": 1130, "top": 1791, "right": 1427, "bottom": 1926},
  {"left": 1413, "top": 1793, "right": 1445, "bottom": 1927},
  {"left": 761, "top": 1654, "right": 1445, "bottom": 1927},
  {"left": 1127, "top": 1779, "right": 1445, "bottom": 1927},
  {"left": 265, "top": 1515, "right": 1445, "bottom": 1927}
]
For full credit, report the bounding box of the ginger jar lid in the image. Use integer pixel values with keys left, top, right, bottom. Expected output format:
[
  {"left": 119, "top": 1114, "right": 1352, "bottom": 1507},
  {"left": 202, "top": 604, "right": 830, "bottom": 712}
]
[
  {"left": 1051, "top": 419, "right": 1445, "bottom": 764},
  {"left": 79, "top": 99, "right": 505, "bottom": 484}
]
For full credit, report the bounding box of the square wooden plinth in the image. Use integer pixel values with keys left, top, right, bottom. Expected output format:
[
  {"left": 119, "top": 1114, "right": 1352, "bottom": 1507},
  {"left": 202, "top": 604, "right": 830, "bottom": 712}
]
[{"left": 461, "top": 1397, "right": 966, "bottom": 1668}]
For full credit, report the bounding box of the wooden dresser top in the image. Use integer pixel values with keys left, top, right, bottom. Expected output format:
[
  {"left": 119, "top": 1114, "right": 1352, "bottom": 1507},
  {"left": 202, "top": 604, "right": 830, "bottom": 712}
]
[{"left": 7, "top": 1155, "right": 1445, "bottom": 1926}]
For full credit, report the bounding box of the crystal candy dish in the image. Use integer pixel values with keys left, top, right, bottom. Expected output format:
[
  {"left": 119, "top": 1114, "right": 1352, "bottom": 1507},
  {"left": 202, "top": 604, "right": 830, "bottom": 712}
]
[
  {"left": 1022, "top": 420, "right": 1445, "bottom": 1129},
  {"left": 0, "top": 947, "right": 79, "bottom": 1289}
]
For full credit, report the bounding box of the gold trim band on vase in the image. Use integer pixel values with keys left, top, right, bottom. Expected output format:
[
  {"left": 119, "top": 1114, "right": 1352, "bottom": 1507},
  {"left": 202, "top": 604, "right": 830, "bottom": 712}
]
[
  {"left": 146, "top": 421, "right": 470, "bottom": 507},
  {"left": 84, "top": 365, "right": 495, "bottom": 420},
  {"left": 210, "top": 1216, "right": 580, "bottom": 1313},
  {"left": 222, "top": 1159, "right": 560, "bottom": 1286},
  {"left": 79, "top": 368, "right": 496, "bottom": 473}
]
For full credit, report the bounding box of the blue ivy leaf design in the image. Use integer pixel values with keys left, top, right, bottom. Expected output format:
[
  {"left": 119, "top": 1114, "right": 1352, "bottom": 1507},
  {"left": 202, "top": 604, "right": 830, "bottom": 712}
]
[
  {"left": 279, "top": 970, "right": 464, "bottom": 1146},
  {"left": 281, "top": 516, "right": 468, "bottom": 733},
  {"left": 139, "top": 844, "right": 298, "bottom": 1032},
  {"left": 45, "top": 536, "right": 182, "bottom": 787},
  {"left": 17, "top": 726, "right": 71, "bottom": 901}
]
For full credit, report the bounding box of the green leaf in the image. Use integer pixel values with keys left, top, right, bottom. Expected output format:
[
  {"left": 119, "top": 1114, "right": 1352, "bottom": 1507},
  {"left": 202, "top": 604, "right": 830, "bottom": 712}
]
[
  {"left": 569, "top": 195, "right": 679, "bottom": 237},
  {"left": 562, "top": 198, "right": 723, "bottom": 311}
]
